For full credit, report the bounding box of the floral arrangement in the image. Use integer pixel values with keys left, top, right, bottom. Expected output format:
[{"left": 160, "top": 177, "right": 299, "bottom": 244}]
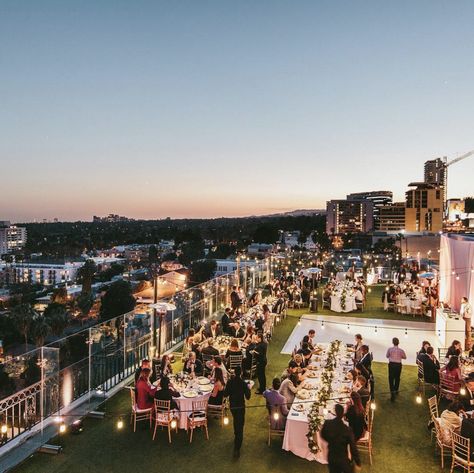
[
  {"left": 340, "top": 289, "right": 347, "bottom": 311},
  {"left": 306, "top": 340, "right": 342, "bottom": 453}
]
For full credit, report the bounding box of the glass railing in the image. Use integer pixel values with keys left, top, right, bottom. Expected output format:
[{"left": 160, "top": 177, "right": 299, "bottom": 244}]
[{"left": 0, "top": 260, "right": 271, "bottom": 448}]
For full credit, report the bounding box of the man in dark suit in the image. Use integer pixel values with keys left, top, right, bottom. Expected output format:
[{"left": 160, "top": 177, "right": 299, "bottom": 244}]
[
  {"left": 418, "top": 346, "right": 440, "bottom": 384},
  {"left": 354, "top": 375, "right": 370, "bottom": 408},
  {"left": 230, "top": 286, "right": 242, "bottom": 311},
  {"left": 461, "top": 416, "right": 474, "bottom": 455},
  {"left": 459, "top": 373, "right": 474, "bottom": 411},
  {"left": 134, "top": 359, "right": 151, "bottom": 384},
  {"left": 183, "top": 352, "right": 204, "bottom": 377},
  {"left": 224, "top": 366, "right": 251, "bottom": 458},
  {"left": 230, "top": 322, "right": 245, "bottom": 339},
  {"left": 204, "top": 319, "right": 222, "bottom": 339},
  {"left": 252, "top": 333, "right": 267, "bottom": 394},
  {"left": 221, "top": 308, "right": 233, "bottom": 335},
  {"left": 201, "top": 338, "right": 220, "bottom": 358},
  {"left": 356, "top": 345, "right": 374, "bottom": 399},
  {"left": 320, "top": 403, "right": 361, "bottom": 473}
]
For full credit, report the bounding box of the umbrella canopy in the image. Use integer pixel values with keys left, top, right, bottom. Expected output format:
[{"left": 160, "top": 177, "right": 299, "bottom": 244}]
[
  {"left": 149, "top": 302, "right": 177, "bottom": 312},
  {"left": 418, "top": 272, "right": 436, "bottom": 280},
  {"left": 301, "top": 267, "right": 322, "bottom": 276}
]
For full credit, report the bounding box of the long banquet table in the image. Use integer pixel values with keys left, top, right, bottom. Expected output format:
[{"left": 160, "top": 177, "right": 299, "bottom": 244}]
[{"left": 282, "top": 344, "right": 353, "bottom": 462}]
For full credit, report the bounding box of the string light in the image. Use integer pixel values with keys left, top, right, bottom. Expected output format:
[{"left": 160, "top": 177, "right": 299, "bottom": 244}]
[
  {"left": 347, "top": 324, "right": 350, "bottom": 331},
  {"left": 59, "top": 423, "right": 67, "bottom": 434},
  {"left": 321, "top": 321, "right": 325, "bottom": 330},
  {"left": 1, "top": 424, "right": 7, "bottom": 435},
  {"left": 370, "top": 401, "right": 376, "bottom": 410},
  {"left": 415, "top": 394, "right": 422, "bottom": 404},
  {"left": 223, "top": 416, "right": 230, "bottom": 426},
  {"left": 374, "top": 326, "right": 378, "bottom": 333},
  {"left": 116, "top": 419, "right": 124, "bottom": 430},
  {"left": 404, "top": 328, "right": 408, "bottom": 338}
]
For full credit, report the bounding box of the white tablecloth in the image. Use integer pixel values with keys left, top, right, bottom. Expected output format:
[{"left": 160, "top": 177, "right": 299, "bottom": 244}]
[
  {"left": 175, "top": 392, "right": 211, "bottom": 429},
  {"left": 330, "top": 295, "right": 357, "bottom": 313},
  {"left": 282, "top": 346, "right": 353, "bottom": 462}
]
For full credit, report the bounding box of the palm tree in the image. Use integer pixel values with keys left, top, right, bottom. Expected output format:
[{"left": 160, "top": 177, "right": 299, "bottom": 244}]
[
  {"left": 10, "top": 303, "right": 35, "bottom": 351},
  {"left": 31, "top": 315, "right": 51, "bottom": 347},
  {"left": 43, "top": 303, "right": 68, "bottom": 337},
  {"left": 79, "top": 259, "right": 97, "bottom": 295}
]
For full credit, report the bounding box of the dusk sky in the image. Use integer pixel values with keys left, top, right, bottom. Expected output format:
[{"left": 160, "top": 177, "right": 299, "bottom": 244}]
[{"left": 1, "top": 0, "right": 473, "bottom": 222}]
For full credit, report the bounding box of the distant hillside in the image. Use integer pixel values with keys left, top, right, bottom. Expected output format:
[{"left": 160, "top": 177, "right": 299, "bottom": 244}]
[{"left": 257, "top": 209, "right": 326, "bottom": 218}]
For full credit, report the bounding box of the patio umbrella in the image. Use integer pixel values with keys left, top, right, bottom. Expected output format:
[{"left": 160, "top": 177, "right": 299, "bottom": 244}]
[
  {"left": 418, "top": 272, "right": 435, "bottom": 280},
  {"left": 302, "top": 267, "right": 322, "bottom": 276}
]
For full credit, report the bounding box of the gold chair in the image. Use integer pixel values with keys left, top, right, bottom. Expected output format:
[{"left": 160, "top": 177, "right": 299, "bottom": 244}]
[
  {"left": 267, "top": 407, "right": 285, "bottom": 446},
  {"left": 207, "top": 398, "right": 228, "bottom": 427},
  {"left": 129, "top": 387, "right": 153, "bottom": 432},
  {"left": 451, "top": 432, "right": 472, "bottom": 473},
  {"left": 357, "top": 402, "right": 374, "bottom": 465},
  {"left": 427, "top": 395, "right": 439, "bottom": 442},
  {"left": 152, "top": 399, "right": 177, "bottom": 443},
  {"left": 439, "top": 373, "right": 460, "bottom": 402},
  {"left": 187, "top": 400, "right": 209, "bottom": 443},
  {"left": 433, "top": 417, "right": 452, "bottom": 468}
]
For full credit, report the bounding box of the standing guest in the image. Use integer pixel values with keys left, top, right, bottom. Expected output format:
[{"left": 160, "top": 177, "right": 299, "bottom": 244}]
[
  {"left": 321, "top": 403, "right": 361, "bottom": 473},
  {"left": 230, "top": 286, "right": 242, "bottom": 311},
  {"left": 135, "top": 368, "right": 156, "bottom": 410},
  {"left": 223, "top": 366, "right": 251, "bottom": 458},
  {"left": 446, "top": 340, "right": 462, "bottom": 358},
  {"left": 386, "top": 337, "right": 407, "bottom": 401},
  {"left": 353, "top": 334, "right": 364, "bottom": 364},
  {"left": 461, "top": 297, "right": 473, "bottom": 349},
  {"left": 459, "top": 373, "right": 474, "bottom": 411},
  {"left": 183, "top": 352, "right": 204, "bottom": 377},
  {"left": 356, "top": 345, "right": 374, "bottom": 399},
  {"left": 134, "top": 359, "right": 151, "bottom": 384},
  {"left": 208, "top": 367, "right": 226, "bottom": 406},
  {"left": 419, "top": 346, "right": 440, "bottom": 384},
  {"left": 253, "top": 333, "right": 268, "bottom": 394},
  {"left": 263, "top": 378, "right": 289, "bottom": 430},
  {"left": 345, "top": 392, "right": 367, "bottom": 441}
]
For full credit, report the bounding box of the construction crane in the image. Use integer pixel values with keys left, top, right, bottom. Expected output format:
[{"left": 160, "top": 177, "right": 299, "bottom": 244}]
[{"left": 443, "top": 150, "right": 474, "bottom": 200}]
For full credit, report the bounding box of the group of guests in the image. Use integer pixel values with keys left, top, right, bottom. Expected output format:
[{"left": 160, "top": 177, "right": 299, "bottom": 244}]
[{"left": 322, "top": 278, "right": 367, "bottom": 309}]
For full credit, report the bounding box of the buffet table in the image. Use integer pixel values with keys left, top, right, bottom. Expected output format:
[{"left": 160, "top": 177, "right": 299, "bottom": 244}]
[{"left": 436, "top": 308, "right": 465, "bottom": 347}]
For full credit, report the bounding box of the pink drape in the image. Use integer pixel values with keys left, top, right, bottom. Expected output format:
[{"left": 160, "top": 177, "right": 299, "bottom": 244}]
[{"left": 439, "top": 234, "right": 474, "bottom": 312}]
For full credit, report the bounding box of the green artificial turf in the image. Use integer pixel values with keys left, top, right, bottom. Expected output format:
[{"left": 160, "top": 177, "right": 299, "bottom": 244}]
[{"left": 13, "top": 300, "right": 441, "bottom": 473}]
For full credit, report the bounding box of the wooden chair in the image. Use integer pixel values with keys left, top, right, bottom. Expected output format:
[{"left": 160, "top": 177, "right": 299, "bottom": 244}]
[
  {"left": 207, "top": 398, "right": 228, "bottom": 427},
  {"left": 322, "top": 298, "right": 331, "bottom": 309},
  {"left": 129, "top": 387, "right": 153, "bottom": 432},
  {"left": 356, "top": 299, "right": 365, "bottom": 311},
  {"left": 433, "top": 417, "right": 452, "bottom": 469},
  {"left": 357, "top": 403, "right": 374, "bottom": 465},
  {"left": 229, "top": 354, "right": 243, "bottom": 370},
  {"left": 438, "top": 348, "right": 449, "bottom": 360},
  {"left": 417, "top": 359, "right": 434, "bottom": 395},
  {"left": 187, "top": 400, "right": 209, "bottom": 443},
  {"left": 427, "top": 395, "right": 439, "bottom": 442},
  {"left": 267, "top": 407, "right": 285, "bottom": 446},
  {"left": 412, "top": 304, "right": 423, "bottom": 317},
  {"left": 451, "top": 432, "right": 472, "bottom": 473},
  {"left": 152, "top": 399, "right": 177, "bottom": 443},
  {"left": 439, "top": 373, "right": 460, "bottom": 402}
]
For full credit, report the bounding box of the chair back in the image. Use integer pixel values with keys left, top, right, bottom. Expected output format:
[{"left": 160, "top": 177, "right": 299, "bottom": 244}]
[
  {"left": 439, "top": 372, "right": 460, "bottom": 396},
  {"left": 191, "top": 400, "right": 209, "bottom": 420},
  {"left": 229, "top": 354, "right": 243, "bottom": 369},
  {"left": 427, "top": 395, "right": 438, "bottom": 419},
  {"left": 438, "top": 348, "right": 449, "bottom": 360},
  {"left": 416, "top": 359, "right": 425, "bottom": 380},
  {"left": 154, "top": 399, "right": 171, "bottom": 423},
  {"left": 130, "top": 386, "right": 137, "bottom": 407},
  {"left": 452, "top": 432, "right": 471, "bottom": 465}
]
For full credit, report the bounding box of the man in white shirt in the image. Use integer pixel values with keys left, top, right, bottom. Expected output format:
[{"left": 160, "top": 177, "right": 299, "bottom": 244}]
[{"left": 461, "top": 297, "right": 473, "bottom": 350}]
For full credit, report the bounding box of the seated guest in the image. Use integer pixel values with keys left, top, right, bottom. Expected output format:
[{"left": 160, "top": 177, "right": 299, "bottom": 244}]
[
  {"left": 230, "top": 321, "right": 245, "bottom": 339},
  {"left": 263, "top": 378, "right": 289, "bottom": 430},
  {"left": 307, "top": 329, "right": 316, "bottom": 350},
  {"left": 255, "top": 314, "right": 264, "bottom": 333},
  {"left": 439, "top": 401, "right": 463, "bottom": 445},
  {"left": 353, "top": 375, "right": 370, "bottom": 408},
  {"left": 210, "top": 356, "right": 228, "bottom": 383},
  {"left": 279, "top": 373, "right": 300, "bottom": 406},
  {"left": 446, "top": 340, "right": 462, "bottom": 358},
  {"left": 354, "top": 287, "right": 364, "bottom": 304},
  {"left": 204, "top": 319, "right": 221, "bottom": 339},
  {"left": 352, "top": 334, "right": 364, "bottom": 364},
  {"left": 281, "top": 360, "right": 299, "bottom": 381},
  {"left": 135, "top": 358, "right": 151, "bottom": 384},
  {"left": 459, "top": 373, "right": 474, "bottom": 411},
  {"left": 242, "top": 325, "right": 255, "bottom": 345},
  {"left": 293, "top": 353, "right": 307, "bottom": 373},
  {"left": 356, "top": 345, "right": 374, "bottom": 398},
  {"left": 347, "top": 369, "right": 358, "bottom": 383},
  {"left": 417, "top": 340, "right": 431, "bottom": 357},
  {"left": 208, "top": 367, "right": 226, "bottom": 406},
  {"left": 441, "top": 356, "right": 462, "bottom": 391},
  {"left": 201, "top": 338, "right": 220, "bottom": 358},
  {"left": 183, "top": 351, "right": 204, "bottom": 377},
  {"left": 135, "top": 368, "right": 156, "bottom": 410},
  {"left": 248, "top": 292, "right": 260, "bottom": 308},
  {"left": 225, "top": 338, "right": 244, "bottom": 367},
  {"left": 183, "top": 329, "right": 195, "bottom": 356},
  {"left": 155, "top": 376, "right": 180, "bottom": 411},
  {"left": 345, "top": 392, "right": 367, "bottom": 441},
  {"left": 159, "top": 354, "right": 173, "bottom": 378},
  {"left": 419, "top": 346, "right": 440, "bottom": 384},
  {"left": 461, "top": 415, "right": 474, "bottom": 455},
  {"left": 192, "top": 334, "right": 202, "bottom": 355},
  {"left": 469, "top": 346, "right": 474, "bottom": 358},
  {"left": 221, "top": 308, "right": 234, "bottom": 335}
]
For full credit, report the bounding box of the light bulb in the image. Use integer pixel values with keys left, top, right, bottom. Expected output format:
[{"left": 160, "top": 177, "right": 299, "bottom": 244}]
[
  {"left": 223, "top": 416, "right": 230, "bottom": 426},
  {"left": 416, "top": 394, "right": 422, "bottom": 404},
  {"left": 273, "top": 412, "right": 280, "bottom": 421},
  {"left": 59, "top": 423, "right": 66, "bottom": 434},
  {"left": 370, "top": 401, "right": 376, "bottom": 411},
  {"left": 460, "top": 387, "right": 467, "bottom": 396},
  {"left": 171, "top": 419, "right": 178, "bottom": 429},
  {"left": 117, "top": 419, "right": 124, "bottom": 430},
  {"left": 1, "top": 424, "right": 7, "bottom": 435}
]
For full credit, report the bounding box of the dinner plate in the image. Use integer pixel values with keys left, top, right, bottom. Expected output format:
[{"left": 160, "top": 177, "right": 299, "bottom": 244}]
[
  {"left": 183, "top": 390, "right": 198, "bottom": 398},
  {"left": 296, "top": 389, "right": 310, "bottom": 400},
  {"left": 293, "top": 404, "right": 305, "bottom": 412},
  {"left": 198, "top": 377, "right": 211, "bottom": 385},
  {"left": 307, "top": 371, "right": 318, "bottom": 378},
  {"left": 200, "top": 384, "right": 213, "bottom": 392}
]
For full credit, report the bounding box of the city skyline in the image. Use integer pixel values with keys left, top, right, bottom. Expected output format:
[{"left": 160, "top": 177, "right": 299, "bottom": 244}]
[{"left": 1, "top": 0, "right": 474, "bottom": 222}]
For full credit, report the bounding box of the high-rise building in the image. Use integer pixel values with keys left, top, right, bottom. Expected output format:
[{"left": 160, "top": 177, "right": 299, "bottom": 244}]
[
  {"left": 346, "top": 191, "right": 393, "bottom": 229},
  {"left": 378, "top": 202, "right": 406, "bottom": 231},
  {"left": 326, "top": 199, "right": 374, "bottom": 234},
  {"left": 0, "top": 223, "right": 27, "bottom": 255},
  {"left": 424, "top": 158, "right": 447, "bottom": 203},
  {"left": 405, "top": 182, "right": 443, "bottom": 232}
]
